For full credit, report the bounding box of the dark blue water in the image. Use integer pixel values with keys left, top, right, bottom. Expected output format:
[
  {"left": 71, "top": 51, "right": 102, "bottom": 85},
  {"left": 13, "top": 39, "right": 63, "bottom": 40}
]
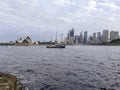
[{"left": 0, "top": 46, "right": 120, "bottom": 90}]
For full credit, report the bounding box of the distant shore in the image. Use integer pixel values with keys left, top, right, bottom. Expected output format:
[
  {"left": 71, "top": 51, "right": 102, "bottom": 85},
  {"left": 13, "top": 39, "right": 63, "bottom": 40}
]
[
  {"left": 1, "top": 41, "right": 120, "bottom": 46},
  {"left": 0, "top": 44, "right": 119, "bottom": 46}
]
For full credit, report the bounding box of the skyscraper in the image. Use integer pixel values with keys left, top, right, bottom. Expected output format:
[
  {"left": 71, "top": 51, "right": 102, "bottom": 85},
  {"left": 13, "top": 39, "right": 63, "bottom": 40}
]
[
  {"left": 84, "top": 31, "right": 88, "bottom": 44},
  {"left": 110, "top": 31, "right": 115, "bottom": 40},
  {"left": 97, "top": 32, "right": 102, "bottom": 43},
  {"left": 69, "top": 28, "right": 74, "bottom": 37},
  {"left": 67, "top": 28, "right": 74, "bottom": 44},
  {"left": 110, "top": 31, "right": 119, "bottom": 40},
  {"left": 103, "top": 29, "right": 109, "bottom": 42},
  {"left": 93, "top": 33, "right": 97, "bottom": 43},
  {"left": 75, "top": 35, "right": 80, "bottom": 44},
  {"left": 97, "top": 32, "right": 101, "bottom": 40},
  {"left": 114, "top": 31, "right": 119, "bottom": 39},
  {"left": 80, "top": 32, "right": 83, "bottom": 43},
  {"left": 88, "top": 35, "right": 93, "bottom": 44}
]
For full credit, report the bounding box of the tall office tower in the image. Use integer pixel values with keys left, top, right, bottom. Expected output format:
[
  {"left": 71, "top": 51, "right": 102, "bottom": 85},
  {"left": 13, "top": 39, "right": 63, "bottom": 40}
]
[
  {"left": 75, "top": 35, "right": 80, "bottom": 44},
  {"left": 114, "top": 31, "right": 119, "bottom": 39},
  {"left": 97, "top": 32, "right": 102, "bottom": 43},
  {"left": 97, "top": 32, "right": 101, "bottom": 40},
  {"left": 84, "top": 31, "right": 88, "bottom": 44},
  {"left": 110, "top": 31, "right": 119, "bottom": 40},
  {"left": 70, "top": 28, "right": 74, "bottom": 37},
  {"left": 103, "top": 29, "right": 109, "bottom": 42},
  {"left": 88, "top": 35, "right": 93, "bottom": 44},
  {"left": 80, "top": 32, "right": 83, "bottom": 43},
  {"left": 110, "top": 31, "right": 115, "bottom": 40},
  {"left": 93, "top": 33, "right": 97, "bottom": 43},
  {"left": 68, "top": 28, "right": 74, "bottom": 44}
]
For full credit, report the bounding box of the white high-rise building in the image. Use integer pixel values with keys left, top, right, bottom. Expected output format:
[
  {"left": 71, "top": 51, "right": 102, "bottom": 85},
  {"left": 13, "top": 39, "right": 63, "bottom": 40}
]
[
  {"left": 97, "top": 32, "right": 101, "bottom": 40},
  {"left": 110, "top": 31, "right": 119, "bottom": 40},
  {"left": 103, "top": 30, "right": 109, "bottom": 42},
  {"left": 110, "top": 31, "right": 115, "bottom": 40},
  {"left": 69, "top": 37, "right": 74, "bottom": 44}
]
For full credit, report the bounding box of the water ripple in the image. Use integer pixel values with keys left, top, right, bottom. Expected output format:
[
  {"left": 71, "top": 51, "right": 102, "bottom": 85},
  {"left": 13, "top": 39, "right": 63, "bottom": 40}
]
[{"left": 0, "top": 46, "right": 120, "bottom": 90}]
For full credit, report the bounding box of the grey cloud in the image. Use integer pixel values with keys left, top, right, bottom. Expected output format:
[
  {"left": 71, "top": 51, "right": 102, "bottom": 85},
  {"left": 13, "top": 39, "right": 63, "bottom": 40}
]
[{"left": 0, "top": 0, "right": 120, "bottom": 41}]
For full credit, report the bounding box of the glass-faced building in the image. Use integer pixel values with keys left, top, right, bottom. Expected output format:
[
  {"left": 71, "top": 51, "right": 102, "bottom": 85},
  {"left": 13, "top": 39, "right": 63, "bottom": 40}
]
[{"left": 84, "top": 31, "right": 88, "bottom": 44}]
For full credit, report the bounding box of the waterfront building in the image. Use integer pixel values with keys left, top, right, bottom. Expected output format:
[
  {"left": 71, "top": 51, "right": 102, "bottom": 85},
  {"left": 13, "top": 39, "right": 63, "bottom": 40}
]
[
  {"left": 67, "top": 28, "right": 74, "bottom": 44},
  {"left": 67, "top": 32, "right": 69, "bottom": 41},
  {"left": 103, "top": 29, "right": 109, "bottom": 42},
  {"left": 97, "top": 32, "right": 102, "bottom": 43},
  {"left": 69, "top": 37, "right": 74, "bottom": 44},
  {"left": 97, "top": 32, "right": 101, "bottom": 41},
  {"left": 69, "top": 28, "right": 74, "bottom": 37},
  {"left": 110, "top": 31, "right": 119, "bottom": 40},
  {"left": 16, "top": 37, "right": 23, "bottom": 43},
  {"left": 65, "top": 32, "right": 70, "bottom": 44},
  {"left": 75, "top": 35, "right": 80, "bottom": 44},
  {"left": 114, "top": 31, "right": 119, "bottom": 39},
  {"left": 23, "top": 36, "right": 32, "bottom": 43},
  {"left": 84, "top": 31, "right": 88, "bottom": 44},
  {"left": 110, "top": 31, "right": 115, "bottom": 40},
  {"left": 93, "top": 33, "right": 97, "bottom": 43},
  {"left": 15, "top": 36, "right": 35, "bottom": 46},
  {"left": 64, "top": 37, "right": 69, "bottom": 44},
  {"left": 80, "top": 32, "right": 84, "bottom": 44},
  {"left": 88, "top": 35, "right": 93, "bottom": 44}
]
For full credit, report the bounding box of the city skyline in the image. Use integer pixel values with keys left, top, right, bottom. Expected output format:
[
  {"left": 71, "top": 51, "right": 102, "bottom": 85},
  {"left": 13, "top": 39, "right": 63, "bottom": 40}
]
[
  {"left": 66, "top": 29, "right": 120, "bottom": 45},
  {"left": 0, "top": 0, "right": 120, "bottom": 41},
  {"left": 0, "top": 28, "right": 120, "bottom": 43}
]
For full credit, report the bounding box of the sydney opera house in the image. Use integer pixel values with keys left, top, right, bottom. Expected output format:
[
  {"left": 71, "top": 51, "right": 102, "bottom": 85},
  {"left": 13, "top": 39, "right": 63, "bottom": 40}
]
[{"left": 15, "top": 36, "right": 37, "bottom": 46}]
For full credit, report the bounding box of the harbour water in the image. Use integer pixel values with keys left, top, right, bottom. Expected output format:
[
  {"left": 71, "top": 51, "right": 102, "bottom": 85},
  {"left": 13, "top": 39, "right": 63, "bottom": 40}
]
[{"left": 0, "top": 46, "right": 120, "bottom": 90}]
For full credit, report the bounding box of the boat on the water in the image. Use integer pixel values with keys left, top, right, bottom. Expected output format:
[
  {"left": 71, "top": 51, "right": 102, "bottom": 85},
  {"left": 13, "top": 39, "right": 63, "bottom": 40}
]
[{"left": 46, "top": 44, "right": 65, "bottom": 48}]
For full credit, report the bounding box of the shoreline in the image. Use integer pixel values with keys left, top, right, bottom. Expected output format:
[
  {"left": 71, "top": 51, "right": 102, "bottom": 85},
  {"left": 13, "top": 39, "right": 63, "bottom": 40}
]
[{"left": 0, "top": 42, "right": 120, "bottom": 46}]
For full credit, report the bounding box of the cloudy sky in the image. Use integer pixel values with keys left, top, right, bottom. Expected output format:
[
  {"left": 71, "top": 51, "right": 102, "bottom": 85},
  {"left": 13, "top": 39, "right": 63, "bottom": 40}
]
[{"left": 0, "top": 0, "right": 120, "bottom": 41}]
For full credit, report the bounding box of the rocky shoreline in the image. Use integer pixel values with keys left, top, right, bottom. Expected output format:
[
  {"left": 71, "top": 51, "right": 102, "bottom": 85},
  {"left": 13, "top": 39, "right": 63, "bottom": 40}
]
[{"left": 0, "top": 72, "right": 23, "bottom": 90}]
